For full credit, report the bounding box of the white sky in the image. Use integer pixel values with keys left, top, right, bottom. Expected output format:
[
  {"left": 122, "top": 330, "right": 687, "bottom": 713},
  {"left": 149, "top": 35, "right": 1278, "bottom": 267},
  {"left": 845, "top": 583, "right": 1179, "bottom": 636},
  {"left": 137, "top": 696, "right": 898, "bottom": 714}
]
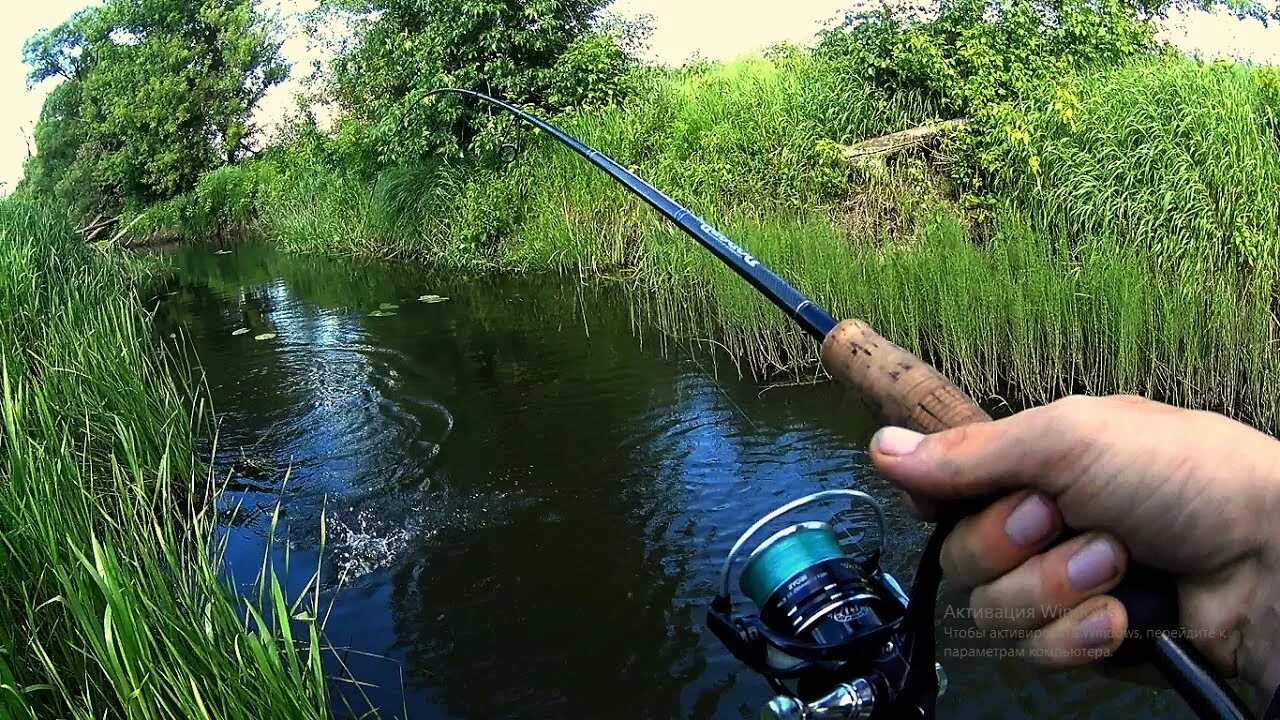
[{"left": 2, "top": 0, "right": 1278, "bottom": 191}]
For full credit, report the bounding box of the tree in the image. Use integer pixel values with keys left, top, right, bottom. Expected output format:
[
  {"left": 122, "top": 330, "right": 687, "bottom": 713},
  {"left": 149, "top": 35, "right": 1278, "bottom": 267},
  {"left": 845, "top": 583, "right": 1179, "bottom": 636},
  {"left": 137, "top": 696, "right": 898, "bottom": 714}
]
[
  {"left": 319, "top": 0, "right": 637, "bottom": 168},
  {"left": 20, "top": 0, "right": 288, "bottom": 219}
]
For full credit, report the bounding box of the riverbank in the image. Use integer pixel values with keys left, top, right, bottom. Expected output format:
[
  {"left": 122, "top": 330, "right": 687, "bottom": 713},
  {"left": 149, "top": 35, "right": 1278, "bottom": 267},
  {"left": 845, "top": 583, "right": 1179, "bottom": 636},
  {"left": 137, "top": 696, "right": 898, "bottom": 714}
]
[
  {"left": 0, "top": 199, "right": 336, "bottom": 719},
  {"left": 135, "top": 51, "right": 1280, "bottom": 431}
]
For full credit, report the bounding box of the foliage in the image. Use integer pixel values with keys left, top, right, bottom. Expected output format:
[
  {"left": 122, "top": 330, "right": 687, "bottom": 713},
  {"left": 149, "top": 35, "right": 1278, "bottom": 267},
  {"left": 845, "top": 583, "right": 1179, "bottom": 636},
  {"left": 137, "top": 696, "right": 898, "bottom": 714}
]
[
  {"left": 995, "top": 59, "right": 1280, "bottom": 272},
  {"left": 134, "top": 161, "right": 281, "bottom": 240},
  {"left": 814, "top": 0, "right": 1161, "bottom": 195},
  {"left": 547, "top": 31, "right": 641, "bottom": 109},
  {"left": 1261, "top": 65, "right": 1280, "bottom": 137},
  {"left": 251, "top": 45, "right": 1280, "bottom": 428},
  {"left": 821, "top": 0, "right": 1156, "bottom": 115},
  {"left": 261, "top": 55, "right": 919, "bottom": 259},
  {"left": 0, "top": 197, "right": 343, "bottom": 718},
  {"left": 20, "top": 0, "right": 287, "bottom": 219},
  {"left": 24, "top": 0, "right": 1280, "bottom": 441},
  {"left": 319, "top": 0, "right": 640, "bottom": 169},
  {"left": 19, "top": 0, "right": 1280, "bottom": 713}
]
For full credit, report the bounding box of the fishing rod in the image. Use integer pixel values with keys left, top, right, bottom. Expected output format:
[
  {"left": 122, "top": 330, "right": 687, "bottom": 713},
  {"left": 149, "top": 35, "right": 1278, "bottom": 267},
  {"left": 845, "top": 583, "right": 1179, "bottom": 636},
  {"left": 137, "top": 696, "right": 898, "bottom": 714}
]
[{"left": 425, "top": 88, "right": 1252, "bottom": 720}]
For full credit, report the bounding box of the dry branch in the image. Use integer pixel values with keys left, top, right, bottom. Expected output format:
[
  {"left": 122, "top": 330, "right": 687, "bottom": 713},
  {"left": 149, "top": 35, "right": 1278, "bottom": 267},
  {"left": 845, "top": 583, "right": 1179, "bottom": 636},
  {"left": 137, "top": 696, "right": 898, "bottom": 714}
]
[
  {"left": 80, "top": 215, "right": 121, "bottom": 244},
  {"left": 843, "top": 119, "right": 970, "bottom": 162}
]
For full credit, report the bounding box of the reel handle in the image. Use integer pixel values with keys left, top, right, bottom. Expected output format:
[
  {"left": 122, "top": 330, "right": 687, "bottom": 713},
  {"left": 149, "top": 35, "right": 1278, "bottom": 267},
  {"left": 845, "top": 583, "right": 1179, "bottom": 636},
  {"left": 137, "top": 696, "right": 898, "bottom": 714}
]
[{"left": 820, "top": 318, "right": 1251, "bottom": 720}]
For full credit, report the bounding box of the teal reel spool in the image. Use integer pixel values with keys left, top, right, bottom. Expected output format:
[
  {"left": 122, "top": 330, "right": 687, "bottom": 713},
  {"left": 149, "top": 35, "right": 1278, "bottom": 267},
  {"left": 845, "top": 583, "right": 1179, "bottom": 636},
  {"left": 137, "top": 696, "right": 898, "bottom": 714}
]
[{"left": 739, "top": 521, "right": 849, "bottom": 611}]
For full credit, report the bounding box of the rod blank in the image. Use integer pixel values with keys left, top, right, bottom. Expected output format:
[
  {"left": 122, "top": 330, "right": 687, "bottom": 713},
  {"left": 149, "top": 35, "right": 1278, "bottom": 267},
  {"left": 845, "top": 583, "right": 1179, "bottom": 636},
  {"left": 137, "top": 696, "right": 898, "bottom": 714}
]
[{"left": 425, "top": 88, "right": 837, "bottom": 341}]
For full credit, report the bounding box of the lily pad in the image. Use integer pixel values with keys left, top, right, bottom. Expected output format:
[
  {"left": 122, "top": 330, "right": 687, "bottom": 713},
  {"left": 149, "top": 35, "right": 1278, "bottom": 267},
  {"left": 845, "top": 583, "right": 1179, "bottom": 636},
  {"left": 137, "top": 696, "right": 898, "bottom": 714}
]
[
  {"left": 232, "top": 328, "right": 250, "bottom": 336},
  {"left": 418, "top": 294, "right": 450, "bottom": 304},
  {"left": 368, "top": 310, "right": 397, "bottom": 317},
  {"left": 254, "top": 333, "right": 277, "bottom": 341},
  {"left": 379, "top": 302, "right": 400, "bottom": 310}
]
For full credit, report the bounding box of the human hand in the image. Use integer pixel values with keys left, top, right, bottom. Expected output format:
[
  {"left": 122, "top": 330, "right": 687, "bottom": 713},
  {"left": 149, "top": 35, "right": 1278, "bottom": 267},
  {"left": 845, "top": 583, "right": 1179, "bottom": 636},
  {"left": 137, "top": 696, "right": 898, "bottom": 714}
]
[{"left": 869, "top": 395, "right": 1280, "bottom": 693}]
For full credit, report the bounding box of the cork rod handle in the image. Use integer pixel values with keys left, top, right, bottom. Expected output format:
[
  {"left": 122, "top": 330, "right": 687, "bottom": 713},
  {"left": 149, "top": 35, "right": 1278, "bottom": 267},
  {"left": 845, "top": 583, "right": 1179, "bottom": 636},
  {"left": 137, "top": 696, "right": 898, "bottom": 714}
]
[{"left": 820, "top": 318, "right": 990, "bottom": 433}]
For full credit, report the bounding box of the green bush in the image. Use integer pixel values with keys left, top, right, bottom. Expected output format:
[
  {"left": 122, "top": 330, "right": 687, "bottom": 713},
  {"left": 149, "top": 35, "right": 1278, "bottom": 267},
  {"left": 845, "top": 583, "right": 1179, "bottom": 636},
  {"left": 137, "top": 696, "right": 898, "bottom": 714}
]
[
  {"left": 20, "top": 0, "right": 286, "bottom": 220},
  {"left": 325, "top": 0, "right": 633, "bottom": 168},
  {"left": 133, "top": 161, "right": 280, "bottom": 241},
  {"left": 548, "top": 31, "right": 643, "bottom": 109},
  {"left": 1260, "top": 65, "right": 1280, "bottom": 139},
  {"left": 115, "top": 1, "right": 1280, "bottom": 429},
  {"left": 820, "top": 0, "right": 1154, "bottom": 113},
  {"left": 816, "top": 0, "right": 1157, "bottom": 193}
]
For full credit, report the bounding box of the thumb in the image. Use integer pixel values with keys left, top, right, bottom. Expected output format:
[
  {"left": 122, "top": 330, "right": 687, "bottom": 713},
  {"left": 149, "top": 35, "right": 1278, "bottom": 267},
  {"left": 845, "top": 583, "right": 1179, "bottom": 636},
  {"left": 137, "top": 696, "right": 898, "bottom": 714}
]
[{"left": 869, "top": 406, "right": 1076, "bottom": 507}]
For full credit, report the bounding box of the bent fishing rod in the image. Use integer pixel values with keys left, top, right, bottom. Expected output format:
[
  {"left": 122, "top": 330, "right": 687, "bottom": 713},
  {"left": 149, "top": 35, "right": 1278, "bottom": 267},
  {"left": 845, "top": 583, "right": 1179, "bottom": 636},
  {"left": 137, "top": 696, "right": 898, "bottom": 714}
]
[{"left": 425, "top": 88, "right": 1251, "bottom": 720}]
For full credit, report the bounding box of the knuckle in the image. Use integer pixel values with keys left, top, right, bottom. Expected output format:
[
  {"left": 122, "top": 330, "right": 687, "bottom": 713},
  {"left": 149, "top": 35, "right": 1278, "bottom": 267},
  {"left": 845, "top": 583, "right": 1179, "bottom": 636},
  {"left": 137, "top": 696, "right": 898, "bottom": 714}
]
[
  {"left": 1107, "top": 394, "right": 1149, "bottom": 406},
  {"left": 984, "top": 557, "right": 1058, "bottom": 629},
  {"left": 920, "top": 423, "right": 989, "bottom": 483},
  {"left": 1024, "top": 553, "right": 1054, "bottom": 603},
  {"left": 1035, "top": 396, "right": 1106, "bottom": 473},
  {"left": 940, "top": 526, "right": 981, "bottom": 587},
  {"left": 968, "top": 589, "right": 997, "bottom": 631},
  {"left": 1047, "top": 395, "right": 1101, "bottom": 425},
  {"left": 1050, "top": 393, "right": 1094, "bottom": 412}
]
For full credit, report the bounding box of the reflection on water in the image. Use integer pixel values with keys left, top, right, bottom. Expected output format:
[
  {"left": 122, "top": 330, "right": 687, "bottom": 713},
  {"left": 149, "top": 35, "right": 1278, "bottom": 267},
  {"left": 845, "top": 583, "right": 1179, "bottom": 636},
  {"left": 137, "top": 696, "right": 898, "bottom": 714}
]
[{"left": 153, "top": 243, "right": 1192, "bottom": 719}]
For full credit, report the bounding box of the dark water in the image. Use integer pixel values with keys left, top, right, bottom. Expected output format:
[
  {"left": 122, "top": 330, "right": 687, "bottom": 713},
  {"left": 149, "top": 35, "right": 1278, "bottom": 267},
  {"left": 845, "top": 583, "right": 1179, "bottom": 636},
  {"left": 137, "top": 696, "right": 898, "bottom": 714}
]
[{"left": 153, "top": 243, "right": 1189, "bottom": 719}]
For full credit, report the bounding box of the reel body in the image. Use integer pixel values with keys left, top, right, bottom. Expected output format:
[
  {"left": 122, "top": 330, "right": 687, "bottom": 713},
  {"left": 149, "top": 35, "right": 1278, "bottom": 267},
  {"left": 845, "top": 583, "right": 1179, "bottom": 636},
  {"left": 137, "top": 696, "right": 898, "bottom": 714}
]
[{"left": 708, "top": 491, "right": 941, "bottom": 720}]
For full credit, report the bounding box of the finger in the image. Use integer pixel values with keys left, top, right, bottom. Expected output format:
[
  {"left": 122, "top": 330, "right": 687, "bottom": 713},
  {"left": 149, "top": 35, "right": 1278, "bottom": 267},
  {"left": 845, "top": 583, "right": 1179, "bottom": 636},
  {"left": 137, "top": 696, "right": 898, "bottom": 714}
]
[
  {"left": 870, "top": 398, "right": 1092, "bottom": 502},
  {"left": 940, "top": 491, "right": 1063, "bottom": 589},
  {"left": 1180, "top": 564, "right": 1252, "bottom": 676},
  {"left": 1019, "top": 595, "right": 1128, "bottom": 668},
  {"left": 968, "top": 532, "right": 1128, "bottom": 632},
  {"left": 895, "top": 487, "right": 941, "bottom": 520}
]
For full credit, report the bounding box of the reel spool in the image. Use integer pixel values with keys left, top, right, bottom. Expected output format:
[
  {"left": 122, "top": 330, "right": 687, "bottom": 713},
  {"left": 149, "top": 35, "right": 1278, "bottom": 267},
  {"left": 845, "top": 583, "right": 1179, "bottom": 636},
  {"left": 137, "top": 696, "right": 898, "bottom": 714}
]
[{"left": 708, "top": 490, "right": 943, "bottom": 720}]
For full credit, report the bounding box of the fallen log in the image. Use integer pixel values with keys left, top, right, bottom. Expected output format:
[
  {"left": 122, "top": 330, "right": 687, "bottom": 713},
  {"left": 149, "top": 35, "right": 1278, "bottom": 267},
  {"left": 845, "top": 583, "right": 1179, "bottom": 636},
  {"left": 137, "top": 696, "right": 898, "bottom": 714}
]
[
  {"left": 843, "top": 119, "right": 969, "bottom": 162},
  {"left": 80, "top": 214, "right": 120, "bottom": 243},
  {"left": 106, "top": 215, "right": 145, "bottom": 247},
  {"left": 80, "top": 214, "right": 111, "bottom": 233}
]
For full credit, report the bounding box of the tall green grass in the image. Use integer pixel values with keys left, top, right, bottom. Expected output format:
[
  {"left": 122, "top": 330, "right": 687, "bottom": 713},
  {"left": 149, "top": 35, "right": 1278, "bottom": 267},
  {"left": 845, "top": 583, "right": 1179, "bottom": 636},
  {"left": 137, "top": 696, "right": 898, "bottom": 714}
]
[
  {"left": 261, "top": 54, "right": 938, "bottom": 261},
  {"left": 998, "top": 58, "right": 1280, "bottom": 273},
  {"left": 442, "top": 55, "right": 1280, "bottom": 429},
  {"left": 130, "top": 162, "right": 279, "bottom": 244},
  {"left": 0, "top": 198, "right": 339, "bottom": 719},
  {"left": 559, "top": 205, "right": 1280, "bottom": 429}
]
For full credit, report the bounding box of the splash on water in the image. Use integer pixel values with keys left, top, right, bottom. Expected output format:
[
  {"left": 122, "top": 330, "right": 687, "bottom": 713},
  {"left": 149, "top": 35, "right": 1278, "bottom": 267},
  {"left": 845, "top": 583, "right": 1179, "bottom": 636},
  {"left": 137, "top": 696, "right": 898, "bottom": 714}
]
[
  {"left": 324, "top": 486, "right": 526, "bottom": 585},
  {"left": 328, "top": 509, "right": 421, "bottom": 585}
]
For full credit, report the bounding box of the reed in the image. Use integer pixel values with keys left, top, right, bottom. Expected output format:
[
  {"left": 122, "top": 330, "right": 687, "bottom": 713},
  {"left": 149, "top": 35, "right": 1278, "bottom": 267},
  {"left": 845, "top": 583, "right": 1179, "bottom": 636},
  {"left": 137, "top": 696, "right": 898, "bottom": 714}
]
[
  {"left": 428, "top": 55, "right": 1280, "bottom": 429},
  {"left": 0, "top": 197, "right": 340, "bottom": 719},
  {"left": 997, "top": 58, "right": 1280, "bottom": 274}
]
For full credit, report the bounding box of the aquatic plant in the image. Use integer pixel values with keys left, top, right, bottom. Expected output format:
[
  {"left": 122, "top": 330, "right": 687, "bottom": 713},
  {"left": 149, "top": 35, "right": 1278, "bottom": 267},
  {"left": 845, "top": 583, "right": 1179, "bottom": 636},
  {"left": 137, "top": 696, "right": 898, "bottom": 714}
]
[{"left": 373, "top": 55, "right": 1280, "bottom": 429}]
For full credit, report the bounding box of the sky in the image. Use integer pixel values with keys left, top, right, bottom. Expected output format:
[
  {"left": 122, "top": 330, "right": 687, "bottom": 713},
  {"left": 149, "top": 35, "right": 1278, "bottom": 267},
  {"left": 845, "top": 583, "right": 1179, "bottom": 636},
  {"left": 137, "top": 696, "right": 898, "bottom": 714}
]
[{"left": 2, "top": 1, "right": 1279, "bottom": 191}]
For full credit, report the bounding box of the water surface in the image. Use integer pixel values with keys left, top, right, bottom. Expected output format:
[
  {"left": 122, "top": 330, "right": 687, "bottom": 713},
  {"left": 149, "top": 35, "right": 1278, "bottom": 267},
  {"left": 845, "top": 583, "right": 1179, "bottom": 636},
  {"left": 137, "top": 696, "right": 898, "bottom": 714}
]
[{"left": 154, "top": 243, "right": 1190, "bottom": 719}]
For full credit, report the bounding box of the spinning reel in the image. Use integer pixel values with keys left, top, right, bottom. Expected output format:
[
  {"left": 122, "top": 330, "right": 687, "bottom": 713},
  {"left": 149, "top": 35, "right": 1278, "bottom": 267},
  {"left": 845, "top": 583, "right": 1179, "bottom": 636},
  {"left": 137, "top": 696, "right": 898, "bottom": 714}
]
[{"left": 708, "top": 490, "right": 945, "bottom": 720}]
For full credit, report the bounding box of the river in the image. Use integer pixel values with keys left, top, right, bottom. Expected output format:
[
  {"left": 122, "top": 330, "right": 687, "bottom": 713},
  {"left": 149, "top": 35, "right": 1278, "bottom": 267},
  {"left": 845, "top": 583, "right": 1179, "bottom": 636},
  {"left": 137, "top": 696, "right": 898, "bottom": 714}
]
[{"left": 152, "top": 243, "right": 1192, "bottom": 719}]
